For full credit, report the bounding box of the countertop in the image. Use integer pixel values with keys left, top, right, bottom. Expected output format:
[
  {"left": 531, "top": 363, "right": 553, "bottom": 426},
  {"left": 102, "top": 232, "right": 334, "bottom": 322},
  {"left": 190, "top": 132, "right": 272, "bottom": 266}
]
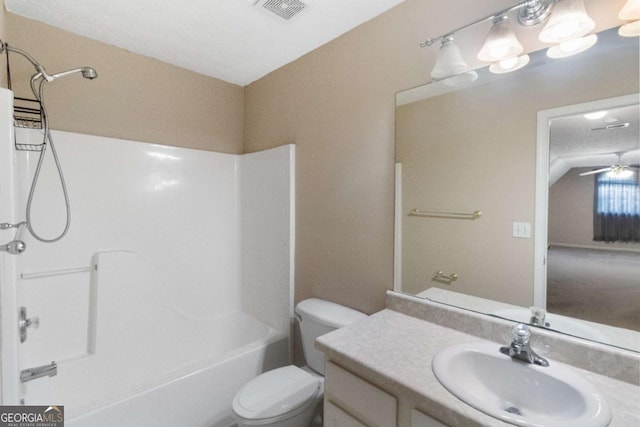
[{"left": 316, "top": 308, "right": 640, "bottom": 427}]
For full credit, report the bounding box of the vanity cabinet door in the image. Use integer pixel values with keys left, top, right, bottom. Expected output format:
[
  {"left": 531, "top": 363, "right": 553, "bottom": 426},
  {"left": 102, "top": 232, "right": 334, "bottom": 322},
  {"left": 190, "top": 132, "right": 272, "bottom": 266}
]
[
  {"left": 324, "top": 401, "right": 368, "bottom": 427},
  {"left": 411, "top": 409, "right": 449, "bottom": 427},
  {"left": 324, "top": 361, "right": 397, "bottom": 427}
]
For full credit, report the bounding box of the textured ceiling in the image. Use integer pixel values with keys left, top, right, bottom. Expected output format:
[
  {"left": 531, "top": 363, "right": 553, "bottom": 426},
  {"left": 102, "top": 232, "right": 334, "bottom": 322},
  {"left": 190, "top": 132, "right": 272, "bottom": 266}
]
[
  {"left": 548, "top": 103, "right": 639, "bottom": 185},
  {"left": 550, "top": 104, "right": 639, "bottom": 163},
  {"left": 4, "top": 0, "right": 405, "bottom": 86}
]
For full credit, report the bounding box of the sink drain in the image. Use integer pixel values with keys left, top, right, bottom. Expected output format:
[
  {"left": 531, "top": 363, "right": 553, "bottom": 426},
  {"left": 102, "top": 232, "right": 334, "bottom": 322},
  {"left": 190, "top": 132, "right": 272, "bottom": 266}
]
[{"left": 505, "top": 406, "right": 523, "bottom": 416}]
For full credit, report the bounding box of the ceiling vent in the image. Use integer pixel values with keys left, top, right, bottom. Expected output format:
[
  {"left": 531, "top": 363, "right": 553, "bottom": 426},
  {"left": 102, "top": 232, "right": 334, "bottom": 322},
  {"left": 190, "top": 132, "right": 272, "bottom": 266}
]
[
  {"left": 257, "top": 0, "right": 306, "bottom": 20},
  {"left": 591, "top": 123, "right": 630, "bottom": 131}
]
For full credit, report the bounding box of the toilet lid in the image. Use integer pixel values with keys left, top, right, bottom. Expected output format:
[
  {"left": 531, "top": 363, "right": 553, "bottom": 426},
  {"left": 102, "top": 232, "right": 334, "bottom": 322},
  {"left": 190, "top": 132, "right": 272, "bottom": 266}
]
[{"left": 233, "top": 366, "right": 320, "bottom": 420}]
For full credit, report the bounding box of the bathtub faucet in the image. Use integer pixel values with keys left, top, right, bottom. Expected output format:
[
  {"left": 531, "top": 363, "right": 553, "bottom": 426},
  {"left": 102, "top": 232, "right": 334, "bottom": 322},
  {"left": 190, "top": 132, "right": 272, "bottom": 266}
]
[
  {"left": 1, "top": 239, "right": 26, "bottom": 255},
  {"left": 20, "top": 361, "right": 57, "bottom": 383},
  {"left": 0, "top": 222, "right": 27, "bottom": 255}
]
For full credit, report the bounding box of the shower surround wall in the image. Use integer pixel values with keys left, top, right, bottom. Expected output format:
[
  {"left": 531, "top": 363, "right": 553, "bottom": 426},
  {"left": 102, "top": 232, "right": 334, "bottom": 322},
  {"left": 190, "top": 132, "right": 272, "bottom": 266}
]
[{"left": 0, "top": 88, "right": 294, "bottom": 425}]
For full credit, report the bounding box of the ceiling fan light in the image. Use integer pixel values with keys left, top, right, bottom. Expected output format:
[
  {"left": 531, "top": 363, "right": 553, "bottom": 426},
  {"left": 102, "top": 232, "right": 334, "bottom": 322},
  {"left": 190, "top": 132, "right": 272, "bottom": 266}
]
[
  {"left": 477, "top": 16, "right": 524, "bottom": 62},
  {"left": 619, "top": 20, "right": 640, "bottom": 37},
  {"left": 546, "top": 34, "right": 597, "bottom": 58},
  {"left": 431, "top": 38, "right": 468, "bottom": 80},
  {"left": 583, "top": 110, "right": 607, "bottom": 120},
  {"left": 489, "top": 54, "right": 530, "bottom": 74},
  {"left": 607, "top": 168, "right": 634, "bottom": 178},
  {"left": 619, "top": 0, "right": 640, "bottom": 21},
  {"left": 539, "top": 0, "right": 595, "bottom": 44}
]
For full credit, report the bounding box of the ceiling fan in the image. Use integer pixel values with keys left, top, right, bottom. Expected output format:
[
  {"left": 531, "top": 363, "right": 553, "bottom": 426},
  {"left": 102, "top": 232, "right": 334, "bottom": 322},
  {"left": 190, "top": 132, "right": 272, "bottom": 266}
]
[{"left": 579, "top": 152, "right": 639, "bottom": 177}]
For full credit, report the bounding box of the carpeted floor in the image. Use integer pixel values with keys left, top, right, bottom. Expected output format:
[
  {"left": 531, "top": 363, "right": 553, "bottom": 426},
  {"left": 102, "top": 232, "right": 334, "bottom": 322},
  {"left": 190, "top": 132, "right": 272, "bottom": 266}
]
[{"left": 547, "top": 246, "right": 640, "bottom": 332}]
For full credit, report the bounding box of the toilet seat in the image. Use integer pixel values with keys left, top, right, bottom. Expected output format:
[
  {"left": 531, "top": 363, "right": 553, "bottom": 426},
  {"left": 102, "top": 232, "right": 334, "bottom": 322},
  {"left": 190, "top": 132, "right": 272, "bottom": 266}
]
[{"left": 232, "top": 365, "right": 322, "bottom": 423}]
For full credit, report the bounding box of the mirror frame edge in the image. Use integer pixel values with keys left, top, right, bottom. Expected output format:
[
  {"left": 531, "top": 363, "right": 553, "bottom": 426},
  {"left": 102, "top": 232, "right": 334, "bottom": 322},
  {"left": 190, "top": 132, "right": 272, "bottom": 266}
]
[{"left": 394, "top": 163, "right": 402, "bottom": 291}]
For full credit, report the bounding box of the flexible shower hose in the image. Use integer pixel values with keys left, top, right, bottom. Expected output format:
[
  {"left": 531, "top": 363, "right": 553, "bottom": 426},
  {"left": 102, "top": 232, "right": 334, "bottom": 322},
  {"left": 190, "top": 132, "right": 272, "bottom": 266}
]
[{"left": 24, "top": 76, "right": 71, "bottom": 243}]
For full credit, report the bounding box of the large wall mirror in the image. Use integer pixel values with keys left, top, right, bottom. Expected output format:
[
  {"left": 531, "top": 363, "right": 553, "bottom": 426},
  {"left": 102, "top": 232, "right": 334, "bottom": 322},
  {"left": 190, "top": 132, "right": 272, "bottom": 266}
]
[{"left": 394, "top": 27, "right": 639, "bottom": 352}]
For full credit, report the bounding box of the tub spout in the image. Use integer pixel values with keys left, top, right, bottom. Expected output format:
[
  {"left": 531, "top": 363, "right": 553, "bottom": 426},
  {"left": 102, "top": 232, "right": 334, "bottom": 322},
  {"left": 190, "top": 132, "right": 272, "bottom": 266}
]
[{"left": 20, "top": 361, "right": 57, "bottom": 383}]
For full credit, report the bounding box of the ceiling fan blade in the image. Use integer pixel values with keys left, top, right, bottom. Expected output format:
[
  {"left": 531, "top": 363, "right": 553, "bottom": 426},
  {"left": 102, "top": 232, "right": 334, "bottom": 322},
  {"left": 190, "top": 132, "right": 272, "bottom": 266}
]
[{"left": 579, "top": 167, "right": 612, "bottom": 176}]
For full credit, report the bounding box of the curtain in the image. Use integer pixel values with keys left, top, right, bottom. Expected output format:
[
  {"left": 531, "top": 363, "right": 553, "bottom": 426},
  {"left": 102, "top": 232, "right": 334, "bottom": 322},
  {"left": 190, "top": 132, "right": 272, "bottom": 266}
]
[{"left": 593, "top": 172, "right": 640, "bottom": 243}]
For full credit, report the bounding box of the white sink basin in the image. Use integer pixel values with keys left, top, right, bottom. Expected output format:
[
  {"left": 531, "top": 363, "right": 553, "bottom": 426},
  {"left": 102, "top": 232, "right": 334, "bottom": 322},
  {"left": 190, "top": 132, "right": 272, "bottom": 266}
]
[{"left": 432, "top": 342, "right": 612, "bottom": 427}]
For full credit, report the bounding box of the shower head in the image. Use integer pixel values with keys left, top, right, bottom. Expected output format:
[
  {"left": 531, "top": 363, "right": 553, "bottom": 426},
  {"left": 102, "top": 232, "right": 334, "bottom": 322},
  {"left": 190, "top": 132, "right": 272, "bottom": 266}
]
[
  {"left": 80, "top": 67, "right": 98, "bottom": 80},
  {"left": 48, "top": 67, "right": 98, "bottom": 81},
  {"left": 1, "top": 41, "right": 98, "bottom": 82}
]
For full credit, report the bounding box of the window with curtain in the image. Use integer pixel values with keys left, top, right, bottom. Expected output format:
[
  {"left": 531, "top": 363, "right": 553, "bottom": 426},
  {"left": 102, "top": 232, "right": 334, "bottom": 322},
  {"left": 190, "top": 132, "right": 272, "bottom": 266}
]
[{"left": 593, "top": 171, "right": 640, "bottom": 243}]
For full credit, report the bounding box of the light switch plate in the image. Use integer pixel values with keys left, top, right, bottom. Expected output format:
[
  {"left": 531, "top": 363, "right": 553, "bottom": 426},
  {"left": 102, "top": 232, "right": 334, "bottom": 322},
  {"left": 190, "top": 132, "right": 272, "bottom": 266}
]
[{"left": 513, "top": 222, "right": 531, "bottom": 238}]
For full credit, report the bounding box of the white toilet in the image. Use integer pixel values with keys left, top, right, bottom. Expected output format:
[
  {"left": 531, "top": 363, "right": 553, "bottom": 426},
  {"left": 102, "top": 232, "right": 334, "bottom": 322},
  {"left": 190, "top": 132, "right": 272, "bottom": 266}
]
[{"left": 232, "top": 298, "right": 367, "bottom": 427}]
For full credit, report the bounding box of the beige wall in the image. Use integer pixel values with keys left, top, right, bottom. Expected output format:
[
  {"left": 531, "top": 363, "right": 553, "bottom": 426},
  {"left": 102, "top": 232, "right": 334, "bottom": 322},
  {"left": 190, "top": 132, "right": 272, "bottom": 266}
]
[
  {"left": 2, "top": 12, "right": 244, "bottom": 153},
  {"left": 549, "top": 167, "right": 640, "bottom": 251},
  {"left": 397, "top": 86, "right": 537, "bottom": 306},
  {"left": 244, "top": 3, "right": 416, "bottom": 314}
]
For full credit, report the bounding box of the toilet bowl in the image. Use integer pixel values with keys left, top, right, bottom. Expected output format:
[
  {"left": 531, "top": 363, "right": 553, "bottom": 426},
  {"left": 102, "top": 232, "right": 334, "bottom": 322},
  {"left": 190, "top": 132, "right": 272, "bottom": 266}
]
[
  {"left": 232, "top": 299, "right": 366, "bottom": 427},
  {"left": 232, "top": 366, "right": 323, "bottom": 427}
]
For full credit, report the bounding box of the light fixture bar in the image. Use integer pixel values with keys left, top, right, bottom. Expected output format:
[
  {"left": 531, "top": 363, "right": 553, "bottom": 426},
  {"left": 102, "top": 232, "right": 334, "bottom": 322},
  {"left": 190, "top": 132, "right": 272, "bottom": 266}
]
[{"left": 420, "top": 0, "right": 554, "bottom": 47}]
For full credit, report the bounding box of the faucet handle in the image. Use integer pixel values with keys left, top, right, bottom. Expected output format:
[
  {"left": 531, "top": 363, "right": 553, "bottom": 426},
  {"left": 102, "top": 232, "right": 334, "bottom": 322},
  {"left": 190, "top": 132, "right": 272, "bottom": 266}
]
[
  {"left": 19, "top": 307, "right": 39, "bottom": 344},
  {"left": 511, "top": 323, "right": 530, "bottom": 345}
]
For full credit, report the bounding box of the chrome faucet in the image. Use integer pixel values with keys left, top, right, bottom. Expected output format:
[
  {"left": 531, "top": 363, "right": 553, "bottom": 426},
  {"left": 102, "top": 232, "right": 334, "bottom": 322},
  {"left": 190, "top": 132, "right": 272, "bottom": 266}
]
[{"left": 500, "top": 324, "right": 549, "bottom": 367}]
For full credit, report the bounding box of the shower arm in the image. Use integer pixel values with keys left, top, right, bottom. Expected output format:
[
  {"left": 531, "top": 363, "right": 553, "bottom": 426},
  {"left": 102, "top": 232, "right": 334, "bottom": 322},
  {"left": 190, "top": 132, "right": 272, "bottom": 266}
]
[
  {"left": 0, "top": 40, "right": 50, "bottom": 79},
  {"left": 2, "top": 40, "right": 97, "bottom": 84}
]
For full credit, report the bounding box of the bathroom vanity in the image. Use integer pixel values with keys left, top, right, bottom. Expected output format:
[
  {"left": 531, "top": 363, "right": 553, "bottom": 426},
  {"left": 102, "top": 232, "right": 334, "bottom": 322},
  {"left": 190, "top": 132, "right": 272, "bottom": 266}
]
[{"left": 317, "top": 292, "right": 640, "bottom": 427}]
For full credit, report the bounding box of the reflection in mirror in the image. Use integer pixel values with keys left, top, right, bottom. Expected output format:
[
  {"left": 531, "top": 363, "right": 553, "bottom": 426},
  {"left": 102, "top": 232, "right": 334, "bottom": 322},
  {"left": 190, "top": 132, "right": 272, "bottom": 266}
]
[
  {"left": 545, "top": 102, "right": 639, "bottom": 332},
  {"left": 394, "top": 27, "right": 639, "bottom": 352}
]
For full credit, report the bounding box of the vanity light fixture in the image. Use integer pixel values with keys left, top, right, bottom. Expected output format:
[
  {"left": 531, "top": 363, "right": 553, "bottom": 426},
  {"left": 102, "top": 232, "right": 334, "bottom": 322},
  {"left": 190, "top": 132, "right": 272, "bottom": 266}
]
[
  {"left": 546, "top": 33, "right": 598, "bottom": 58},
  {"left": 619, "top": 20, "right": 640, "bottom": 36},
  {"left": 477, "top": 15, "right": 524, "bottom": 63},
  {"left": 538, "top": 0, "right": 594, "bottom": 43},
  {"left": 420, "top": 0, "right": 553, "bottom": 81},
  {"left": 420, "top": 0, "right": 605, "bottom": 81},
  {"left": 430, "top": 37, "right": 469, "bottom": 80},
  {"left": 489, "top": 54, "right": 530, "bottom": 73},
  {"left": 618, "top": 0, "right": 640, "bottom": 37},
  {"left": 538, "top": 0, "right": 598, "bottom": 58}
]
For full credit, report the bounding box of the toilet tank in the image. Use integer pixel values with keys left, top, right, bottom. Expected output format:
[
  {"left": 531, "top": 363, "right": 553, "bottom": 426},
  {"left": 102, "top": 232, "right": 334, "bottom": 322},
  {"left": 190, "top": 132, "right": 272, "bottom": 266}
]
[{"left": 295, "top": 298, "right": 367, "bottom": 375}]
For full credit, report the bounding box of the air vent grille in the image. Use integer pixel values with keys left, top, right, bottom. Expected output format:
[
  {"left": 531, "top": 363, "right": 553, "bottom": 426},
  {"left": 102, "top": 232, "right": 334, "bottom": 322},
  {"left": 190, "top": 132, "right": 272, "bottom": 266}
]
[
  {"left": 262, "top": 0, "right": 306, "bottom": 20},
  {"left": 591, "top": 123, "right": 630, "bottom": 131}
]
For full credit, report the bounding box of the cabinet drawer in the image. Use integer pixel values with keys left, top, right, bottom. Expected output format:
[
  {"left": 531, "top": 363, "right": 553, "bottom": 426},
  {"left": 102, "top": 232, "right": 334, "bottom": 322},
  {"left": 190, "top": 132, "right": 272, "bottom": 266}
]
[
  {"left": 325, "top": 401, "right": 368, "bottom": 427},
  {"left": 325, "top": 361, "right": 397, "bottom": 427}
]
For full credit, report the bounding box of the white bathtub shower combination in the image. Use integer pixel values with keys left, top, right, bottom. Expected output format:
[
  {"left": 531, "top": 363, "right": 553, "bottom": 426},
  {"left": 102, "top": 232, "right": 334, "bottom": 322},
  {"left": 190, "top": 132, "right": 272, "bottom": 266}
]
[{"left": 0, "top": 88, "right": 295, "bottom": 426}]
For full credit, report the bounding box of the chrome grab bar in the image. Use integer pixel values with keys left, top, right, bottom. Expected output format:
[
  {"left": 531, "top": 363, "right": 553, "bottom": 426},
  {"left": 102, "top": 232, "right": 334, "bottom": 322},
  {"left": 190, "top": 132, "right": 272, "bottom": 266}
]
[
  {"left": 20, "top": 361, "right": 57, "bottom": 383},
  {"left": 1, "top": 221, "right": 27, "bottom": 254}
]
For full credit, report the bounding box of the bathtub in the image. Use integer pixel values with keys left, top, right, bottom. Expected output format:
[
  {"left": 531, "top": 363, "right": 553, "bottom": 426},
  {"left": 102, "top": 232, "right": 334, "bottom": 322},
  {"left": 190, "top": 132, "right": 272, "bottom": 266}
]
[
  {"left": 62, "top": 311, "right": 289, "bottom": 427},
  {"left": 1, "top": 116, "right": 294, "bottom": 424}
]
